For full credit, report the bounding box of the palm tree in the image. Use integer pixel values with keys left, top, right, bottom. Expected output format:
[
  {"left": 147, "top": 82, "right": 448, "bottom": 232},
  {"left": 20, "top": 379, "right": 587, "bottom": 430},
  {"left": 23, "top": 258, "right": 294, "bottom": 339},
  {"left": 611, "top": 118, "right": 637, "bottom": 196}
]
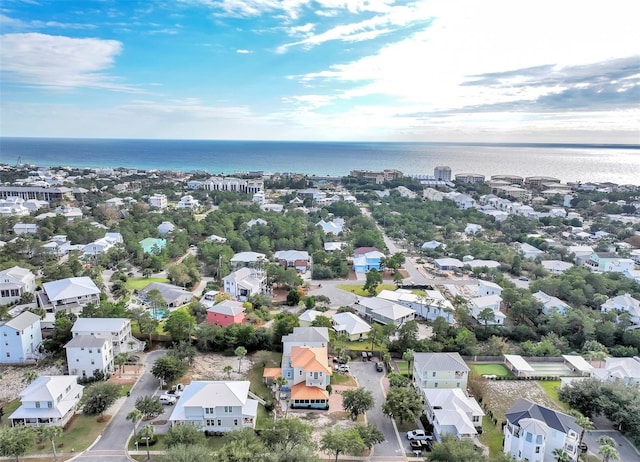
[
  {"left": 37, "top": 426, "right": 63, "bottom": 462},
  {"left": 22, "top": 370, "right": 38, "bottom": 385},
  {"left": 138, "top": 424, "right": 155, "bottom": 460},
  {"left": 598, "top": 435, "right": 619, "bottom": 462},
  {"left": 552, "top": 448, "right": 570, "bottom": 462},
  {"left": 402, "top": 349, "right": 414, "bottom": 380},
  {"left": 275, "top": 375, "right": 288, "bottom": 398},
  {"left": 115, "top": 353, "right": 128, "bottom": 377},
  {"left": 568, "top": 410, "right": 594, "bottom": 449},
  {"left": 126, "top": 409, "right": 143, "bottom": 438},
  {"left": 223, "top": 365, "right": 233, "bottom": 379},
  {"left": 234, "top": 346, "right": 247, "bottom": 373}
]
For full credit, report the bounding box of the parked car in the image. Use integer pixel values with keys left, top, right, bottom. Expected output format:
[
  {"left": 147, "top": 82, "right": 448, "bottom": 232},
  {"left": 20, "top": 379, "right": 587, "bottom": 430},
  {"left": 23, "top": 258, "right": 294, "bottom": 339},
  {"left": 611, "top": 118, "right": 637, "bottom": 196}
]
[
  {"left": 407, "top": 429, "right": 433, "bottom": 441},
  {"left": 159, "top": 394, "right": 177, "bottom": 405},
  {"left": 410, "top": 440, "right": 432, "bottom": 451},
  {"left": 335, "top": 364, "right": 350, "bottom": 373},
  {"left": 375, "top": 362, "right": 384, "bottom": 372}
]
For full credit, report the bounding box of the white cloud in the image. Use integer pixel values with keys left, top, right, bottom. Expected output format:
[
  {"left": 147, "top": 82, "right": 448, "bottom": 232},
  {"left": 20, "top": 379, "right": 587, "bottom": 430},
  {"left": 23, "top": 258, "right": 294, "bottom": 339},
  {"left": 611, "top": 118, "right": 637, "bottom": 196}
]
[
  {"left": 236, "top": 48, "right": 251, "bottom": 53},
  {"left": 0, "top": 32, "right": 142, "bottom": 92}
]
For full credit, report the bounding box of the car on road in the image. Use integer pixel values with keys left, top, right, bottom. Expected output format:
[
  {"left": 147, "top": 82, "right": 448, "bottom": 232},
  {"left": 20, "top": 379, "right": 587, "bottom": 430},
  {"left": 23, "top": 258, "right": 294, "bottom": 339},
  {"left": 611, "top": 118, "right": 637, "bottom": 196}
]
[
  {"left": 159, "top": 394, "right": 177, "bottom": 405},
  {"left": 407, "top": 429, "right": 433, "bottom": 440},
  {"left": 375, "top": 362, "right": 384, "bottom": 372}
]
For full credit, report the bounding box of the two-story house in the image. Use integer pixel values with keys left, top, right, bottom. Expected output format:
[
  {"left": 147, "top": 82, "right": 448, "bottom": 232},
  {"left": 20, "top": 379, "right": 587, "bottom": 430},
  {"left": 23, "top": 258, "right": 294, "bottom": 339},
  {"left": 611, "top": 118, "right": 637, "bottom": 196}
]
[
  {"left": 331, "top": 312, "right": 371, "bottom": 341},
  {"left": 591, "top": 357, "right": 640, "bottom": 387},
  {"left": 230, "top": 251, "right": 267, "bottom": 270},
  {"left": 470, "top": 294, "right": 505, "bottom": 325},
  {"left": 222, "top": 267, "right": 265, "bottom": 301},
  {"left": 352, "top": 248, "right": 385, "bottom": 273},
  {"left": 206, "top": 300, "right": 246, "bottom": 327},
  {"left": 586, "top": 252, "right": 634, "bottom": 273},
  {"left": 0, "top": 266, "right": 36, "bottom": 305},
  {"left": 356, "top": 297, "right": 415, "bottom": 327},
  {"left": 281, "top": 327, "right": 330, "bottom": 367},
  {"left": 274, "top": 250, "right": 311, "bottom": 274},
  {"left": 0, "top": 311, "right": 42, "bottom": 364},
  {"left": 377, "top": 289, "right": 454, "bottom": 324},
  {"left": 600, "top": 293, "right": 640, "bottom": 327},
  {"left": 504, "top": 398, "right": 582, "bottom": 462},
  {"left": 413, "top": 352, "right": 470, "bottom": 390},
  {"left": 168, "top": 381, "right": 258, "bottom": 432},
  {"left": 37, "top": 277, "right": 101, "bottom": 314},
  {"left": 9, "top": 376, "right": 84, "bottom": 427},
  {"left": 71, "top": 318, "right": 143, "bottom": 355},
  {"left": 423, "top": 388, "right": 484, "bottom": 442},
  {"left": 64, "top": 335, "right": 113, "bottom": 379},
  {"left": 534, "top": 291, "right": 571, "bottom": 315},
  {"left": 286, "top": 346, "right": 332, "bottom": 409}
]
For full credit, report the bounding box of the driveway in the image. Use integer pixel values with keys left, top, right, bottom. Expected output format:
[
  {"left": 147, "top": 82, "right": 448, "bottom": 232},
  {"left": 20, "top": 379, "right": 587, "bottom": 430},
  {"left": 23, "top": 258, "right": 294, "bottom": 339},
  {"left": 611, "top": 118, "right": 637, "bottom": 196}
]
[
  {"left": 350, "top": 360, "right": 406, "bottom": 459},
  {"left": 73, "top": 349, "right": 167, "bottom": 461}
]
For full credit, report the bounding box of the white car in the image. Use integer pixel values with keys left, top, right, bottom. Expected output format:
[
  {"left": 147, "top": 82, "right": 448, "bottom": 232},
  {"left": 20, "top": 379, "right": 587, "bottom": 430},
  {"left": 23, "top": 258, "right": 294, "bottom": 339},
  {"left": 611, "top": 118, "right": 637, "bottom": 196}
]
[
  {"left": 334, "top": 364, "right": 350, "bottom": 373},
  {"left": 159, "top": 394, "right": 177, "bottom": 405},
  {"left": 407, "top": 429, "right": 432, "bottom": 441}
]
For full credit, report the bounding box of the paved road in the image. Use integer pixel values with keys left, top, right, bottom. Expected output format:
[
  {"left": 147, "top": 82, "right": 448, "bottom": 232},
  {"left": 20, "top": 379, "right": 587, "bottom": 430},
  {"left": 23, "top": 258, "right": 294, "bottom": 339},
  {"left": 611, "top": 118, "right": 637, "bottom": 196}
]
[
  {"left": 73, "top": 349, "right": 167, "bottom": 462},
  {"left": 350, "top": 360, "right": 408, "bottom": 459},
  {"left": 583, "top": 430, "right": 639, "bottom": 462}
]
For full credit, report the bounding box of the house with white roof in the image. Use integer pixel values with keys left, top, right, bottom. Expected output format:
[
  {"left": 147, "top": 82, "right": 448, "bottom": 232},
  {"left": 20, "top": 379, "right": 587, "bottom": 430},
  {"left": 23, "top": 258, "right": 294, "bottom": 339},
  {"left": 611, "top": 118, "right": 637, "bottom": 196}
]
[
  {"left": 71, "top": 317, "right": 143, "bottom": 355},
  {"left": 298, "top": 309, "right": 322, "bottom": 327},
  {"left": 541, "top": 260, "right": 574, "bottom": 274},
  {"left": 356, "top": 297, "right": 415, "bottom": 327},
  {"left": 478, "top": 280, "right": 503, "bottom": 297},
  {"left": 222, "top": 267, "right": 265, "bottom": 301},
  {"left": 533, "top": 291, "right": 571, "bottom": 315},
  {"left": 464, "top": 223, "right": 483, "bottom": 235},
  {"left": 65, "top": 335, "right": 113, "bottom": 379},
  {"left": 199, "top": 290, "right": 220, "bottom": 309},
  {"left": 316, "top": 218, "right": 344, "bottom": 235},
  {"left": 413, "top": 352, "right": 470, "bottom": 390},
  {"left": 590, "top": 357, "right": 640, "bottom": 387},
  {"left": 423, "top": 388, "right": 483, "bottom": 442},
  {"left": 586, "top": 252, "right": 634, "bottom": 273},
  {"left": 82, "top": 232, "right": 123, "bottom": 256},
  {"left": 176, "top": 194, "right": 199, "bottom": 210},
  {"left": 434, "top": 258, "right": 464, "bottom": 271},
  {"left": 331, "top": 312, "right": 371, "bottom": 341},
  {"left": 274, "top": 250, "right": 311, "bottom": 273},
  {"left": 157, "top": 221, "right": 176, "bottom": 235},
  {"left": 377, "top": 288, "right": 454, "bottom": 324},
  {"left": 352, "top": 249, "right": 385, "bottom": 273},
  {"left": 624, "top": 269, "right": 640, "bottom": 285},
  {"left": 13, "top": 223, "right": 38, "bottom": 235},
  {"left": 38, "top": 277, "right": 101, "bottom": 314},
  {"left": 567, "top": 245, "right": 594, "bottom": 265},
  {"left": 206, "top": 234, "right": 227, "bottom": 243},
  {"left": 0, "top": 311, "right": 42, "bottom": 364},
  {"left": 148, "top": 193, "right": 168, "bottom": 209},
  {"left": 246, "top": 218, "right": 267, "bottom": 228},
  {"left": 421, "top": 240, "right": 444, "bottom": 251},
  {"left": 140, "top": 282, "right": 193, "bottom": 308},
  {"left": 0, "top": 266, "right": 36, "bottom": 305},
  {"left": 324, "top": 241, "right": 346, "bottom": 252},
  {"left": 517, "top": 242, "right": 544, "bottom": 260},
  {"left": 169, "top": 381, "right": 258, "bottom": 432},
  {"left": 230, "top": 251, "right": 267, "bottom": 269},
  {"left": 470, "top": 294, "right": 505, "bottom": 325},
  {"left": 504, "top": 398, "right": 582, "bottom": 462},
  {"left": 9, "top": 376, "right": 84, "bottom": 428},
  {"left": 600, "top": 293, "right": 640, "bottom": 327}
]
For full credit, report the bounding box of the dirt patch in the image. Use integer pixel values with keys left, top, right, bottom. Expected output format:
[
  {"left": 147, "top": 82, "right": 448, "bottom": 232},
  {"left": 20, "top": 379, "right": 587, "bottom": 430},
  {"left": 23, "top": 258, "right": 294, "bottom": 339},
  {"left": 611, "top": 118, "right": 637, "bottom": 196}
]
[
  {"left": 108, "top": 364, "right": 144, "bottom": 386},
  {"left": 184, "top": 352, "right": 254, "bottom": 382},
  {"left": 481, "top": 380, "right": 563, "bottom": 422},
  {"left": 0, "top": 362, "right": 65, "bottom": 405}
]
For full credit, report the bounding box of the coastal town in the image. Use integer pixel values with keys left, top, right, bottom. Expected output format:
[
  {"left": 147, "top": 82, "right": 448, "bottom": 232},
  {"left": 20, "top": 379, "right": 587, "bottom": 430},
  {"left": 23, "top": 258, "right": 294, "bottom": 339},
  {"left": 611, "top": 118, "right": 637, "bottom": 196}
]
[{"left": 1, "top": 162, "right": 639, "bottom": 462}]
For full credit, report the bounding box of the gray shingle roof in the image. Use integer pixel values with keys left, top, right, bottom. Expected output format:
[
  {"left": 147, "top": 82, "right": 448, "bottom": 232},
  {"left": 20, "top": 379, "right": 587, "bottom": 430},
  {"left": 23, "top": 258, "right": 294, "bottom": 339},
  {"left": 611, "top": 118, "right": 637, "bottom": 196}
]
[
  {"left": 413, "top": 352, "right": 470, "bottom": 373},
  {"left": 505, "top": 398, "right": 581, "bottom": 434}
]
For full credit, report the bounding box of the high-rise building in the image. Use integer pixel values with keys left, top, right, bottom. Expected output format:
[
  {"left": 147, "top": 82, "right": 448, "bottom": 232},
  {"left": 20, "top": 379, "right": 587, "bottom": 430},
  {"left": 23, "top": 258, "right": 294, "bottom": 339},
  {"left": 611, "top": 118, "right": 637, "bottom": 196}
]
[{"left": 434, "top": 166, "right": 452, "bottom": 181}]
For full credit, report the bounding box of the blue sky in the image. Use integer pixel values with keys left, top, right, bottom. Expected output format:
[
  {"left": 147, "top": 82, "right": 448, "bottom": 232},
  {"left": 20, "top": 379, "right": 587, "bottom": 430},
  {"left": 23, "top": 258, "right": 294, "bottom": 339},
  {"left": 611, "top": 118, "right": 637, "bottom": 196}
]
[{"left": 1, "top": 0, "right": 638, "bottom": 143}]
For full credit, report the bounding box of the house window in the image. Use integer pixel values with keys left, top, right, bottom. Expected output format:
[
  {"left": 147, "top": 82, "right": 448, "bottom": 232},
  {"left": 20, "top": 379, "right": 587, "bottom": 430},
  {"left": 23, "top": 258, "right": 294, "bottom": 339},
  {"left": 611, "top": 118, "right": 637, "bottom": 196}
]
[
  {"left": 5, "top": 352, "right": 9, "bottom": 357},
  {"left": 89, "top": 349, "right": 92, "bottom": 353},
  {"left": 36, "top": 402, "right": 40, "bottom": 408},
  {"left": 234, "top": 419, "right": 238, "bottom": 426},
  {"left": 224, "top": 406, "right": 232, "bottom": 413},
  {"left": 217, "top": 419, "right": 221, "bottom": 426},
  {"left": 205, "top": 408, "right": 214, "bottom": 414},
  {"left": 48, "top": 402, "right": 53, "bottom": 408},
  {"left": 313, "top": 372, "right": 318, "bottom": 379},
  {"left": 535, "top": 447, "right": 540, "bottom": 454},
  {"left": 206, "top": 419, "right": 215, "bottom": 426},
  {"left": 432, "top": 372, "right": 436, "bottom": 377},
  {"left": 434, "top": 383, "right": 438, "bottom": 388},
  {"left": 299, "top": 370, "right": 302, "bottom": 375}
]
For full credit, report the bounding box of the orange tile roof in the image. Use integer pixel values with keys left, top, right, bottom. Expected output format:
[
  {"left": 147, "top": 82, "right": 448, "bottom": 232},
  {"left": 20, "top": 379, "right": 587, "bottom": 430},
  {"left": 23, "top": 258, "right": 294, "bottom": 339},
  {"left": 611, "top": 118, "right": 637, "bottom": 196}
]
[
  {"left": 262, "top": 367, "right": 282, "bottom": 378},
  {"left": 290, "top": 382, "right": 329, "bottom": 400},
  {"left": 290, "top": 346, "right": 332, "bottom": 375}
]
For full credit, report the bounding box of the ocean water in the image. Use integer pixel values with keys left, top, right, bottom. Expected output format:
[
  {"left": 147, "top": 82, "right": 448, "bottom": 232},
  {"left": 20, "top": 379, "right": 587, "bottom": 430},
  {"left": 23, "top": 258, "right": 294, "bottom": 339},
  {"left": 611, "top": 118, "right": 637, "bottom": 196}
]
[{"left": 0, "top": 138, "right": 639, "bottom": 185}]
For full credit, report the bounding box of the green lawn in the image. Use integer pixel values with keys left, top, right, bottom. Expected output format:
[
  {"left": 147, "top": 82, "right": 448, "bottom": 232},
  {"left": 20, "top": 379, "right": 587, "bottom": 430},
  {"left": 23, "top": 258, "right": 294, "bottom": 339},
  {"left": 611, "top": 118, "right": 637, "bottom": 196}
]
[
  {"left": 331, "top": 374, "right": 357, "bottom": 386},
  {"left": 247, "top": 351, "right": 282, "bottom": 402},
  {"left": 31, "top": 413, "right": 109, "bottom": 455},
  {"left": 537, "top": 381, "right": 570, "bottom": 411},
  {"left": 0, "top": 399, "right": 21, "bottom": 427},
  {"left": 471, "top": 363, "right": 514, "bottom": 378},
  {"left": 478, "top": 416, "right": 504, "bottom": 457},
  {"left": 125, "top": 277, "right": 169, "bottom": 291},
  {"left": 336, "top": 284, "right": 397, "bottom": 297},
  {"left": 332, "top": 339, "right": 385, "bottom": 353},
  {"left": 395, "top": 360, "right": 410, "bottom": 375}
]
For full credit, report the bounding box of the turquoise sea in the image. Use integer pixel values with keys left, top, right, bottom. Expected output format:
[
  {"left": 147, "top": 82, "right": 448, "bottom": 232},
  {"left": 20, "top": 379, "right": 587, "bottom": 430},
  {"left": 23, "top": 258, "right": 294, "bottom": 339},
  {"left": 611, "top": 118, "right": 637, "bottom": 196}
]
[{"left": 0, "top": 138, "right": 639, "bottom": 185}]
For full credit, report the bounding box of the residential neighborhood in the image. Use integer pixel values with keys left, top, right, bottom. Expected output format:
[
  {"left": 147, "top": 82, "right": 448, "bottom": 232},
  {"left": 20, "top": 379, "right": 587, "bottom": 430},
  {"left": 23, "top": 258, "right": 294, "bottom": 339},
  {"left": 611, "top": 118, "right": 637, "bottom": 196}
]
[{"left": 0, "top": 163, "right": 639, "bottom": 461}]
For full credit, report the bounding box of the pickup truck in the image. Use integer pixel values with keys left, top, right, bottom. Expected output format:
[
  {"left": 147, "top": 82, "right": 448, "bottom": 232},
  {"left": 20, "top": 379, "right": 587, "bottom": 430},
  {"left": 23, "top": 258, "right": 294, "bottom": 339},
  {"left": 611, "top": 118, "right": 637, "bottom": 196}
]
[
  {"left": 407, "top": 429, "right": 433, "bottom": 441},
  {"left": 159, "top": 394, "right": 177, "bottom": 405}
]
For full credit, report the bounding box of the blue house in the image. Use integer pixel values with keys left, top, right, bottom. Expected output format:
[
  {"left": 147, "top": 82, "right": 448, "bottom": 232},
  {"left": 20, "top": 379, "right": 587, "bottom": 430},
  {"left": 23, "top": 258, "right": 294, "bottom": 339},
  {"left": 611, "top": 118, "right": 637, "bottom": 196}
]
[{"left": 353, "top": 248, "right": 385, "bottom": 273}]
